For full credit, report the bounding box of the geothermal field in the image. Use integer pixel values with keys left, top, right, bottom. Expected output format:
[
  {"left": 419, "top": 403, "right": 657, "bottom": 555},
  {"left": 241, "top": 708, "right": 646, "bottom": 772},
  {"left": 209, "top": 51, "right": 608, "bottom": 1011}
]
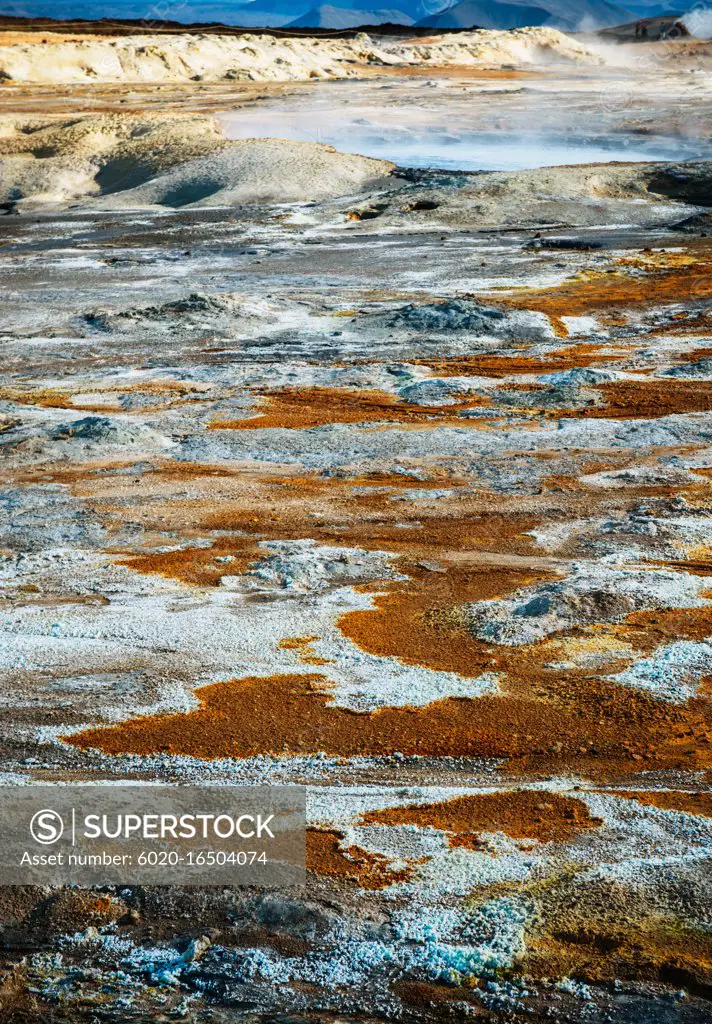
[{"left": 1, "top": 20, "right": 712, "bottom": 1024}]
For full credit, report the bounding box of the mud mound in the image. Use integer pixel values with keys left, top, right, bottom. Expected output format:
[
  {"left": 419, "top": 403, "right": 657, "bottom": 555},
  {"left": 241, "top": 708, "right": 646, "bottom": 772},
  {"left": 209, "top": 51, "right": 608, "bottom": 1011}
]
[
  {"left": 346, "top": 161, "right": 712, "bottom": 231},
  {"left": 101, "top": 139, "right": 395, "bottom": 208},
  {"left": 647, "top": 164, "right": 712, "bottom": 206},
  {"left": 49, "top": 416, "right": 172, "bottom": 447},
  {"left": 0, "top": 27, "right": 603, "bottom": 85},
  {"left": 465, "top": 568, "right": 707, "bottom": 646},
  {"left": 244, "top": 540, "right": 399, "bottom": 593},
  {"left": 0, "top": 114, "right": 395, "bottom": 208},
  {"left": 539, "top": 368, "right": 618, "bottom": 386},
  {"left": 389, "top": 298, "right": 506, "bottom": 331},
  {"left": 664, "top": 358, "right": 712, "bottom": 379},
  {"left": 84, "top": 292, "right": 273, "bottom": 333},
  {"left": 385, "top": 298, "right": 552, "bottom": 340},
  {"left": 0, "top": 113, "right": 227, "bottom": 205}
]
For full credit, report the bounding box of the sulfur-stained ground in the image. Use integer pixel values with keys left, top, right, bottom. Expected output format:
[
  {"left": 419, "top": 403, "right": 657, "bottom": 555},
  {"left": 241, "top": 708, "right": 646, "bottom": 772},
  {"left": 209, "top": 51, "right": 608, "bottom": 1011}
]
[{"left": 0, "top": 61, "right": 712, "bottom": 1024}]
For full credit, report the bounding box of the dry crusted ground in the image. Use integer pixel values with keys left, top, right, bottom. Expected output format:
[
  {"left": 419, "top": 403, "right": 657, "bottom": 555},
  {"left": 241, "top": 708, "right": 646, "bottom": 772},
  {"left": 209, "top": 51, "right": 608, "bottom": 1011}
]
[{"left": 1, "top": 59, "right": 712, "bottom": 1024}]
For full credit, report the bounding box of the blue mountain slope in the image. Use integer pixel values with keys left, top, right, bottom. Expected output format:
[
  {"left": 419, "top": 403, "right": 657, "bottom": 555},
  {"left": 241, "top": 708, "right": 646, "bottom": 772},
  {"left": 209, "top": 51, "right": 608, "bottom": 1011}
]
[
  {"left": 419, "top": 1, "right": 549, "bottom": 29},
  {"left": 5, "top": 0, "right": 673, "bottom": 29},
  {"left": 418, "top": 0, "right": 632, "bottom": 30},
  {"left": 287, "top": 4, "right": 415, "bottom": 26}
]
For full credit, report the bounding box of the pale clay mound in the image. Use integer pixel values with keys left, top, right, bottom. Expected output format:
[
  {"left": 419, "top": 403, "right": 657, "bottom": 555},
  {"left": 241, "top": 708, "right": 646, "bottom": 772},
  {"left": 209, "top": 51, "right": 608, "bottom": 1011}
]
[
  {"left": 0, "top": 113, "right": 395, "bottom": 207},
  {"left": 0, "top": 27, "right": 602, "bottom": 84},
  {"left": 4, "top": 112, "right": 711, "bottom": 213}
]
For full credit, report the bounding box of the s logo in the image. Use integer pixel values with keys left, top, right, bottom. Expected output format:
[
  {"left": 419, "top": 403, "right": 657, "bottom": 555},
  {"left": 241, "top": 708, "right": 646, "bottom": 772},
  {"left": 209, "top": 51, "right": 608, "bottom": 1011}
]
[{"left": 30, "top": 809, "right": 64, "bottom": 845}]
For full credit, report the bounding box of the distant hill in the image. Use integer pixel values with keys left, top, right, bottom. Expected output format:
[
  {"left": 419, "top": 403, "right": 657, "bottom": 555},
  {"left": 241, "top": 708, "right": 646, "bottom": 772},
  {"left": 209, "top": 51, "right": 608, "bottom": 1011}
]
[
  {"left": 0, "top": 0, "right": 421, "bottom": 28},
  {"left": 237, "top": 0, "right": 423, "bottom": 27},
  {"left": 287, "top": 4, "right": 414, "bottom": 27},
  {"left": 0, "top": 0, "right": 297, "bottom": 22},
  {"left": 0, "top": 0, "right": 677, "bottom": 30},
  {"left": 418, "top": 1, "right": 548, "bottom": 29},
  {"left": 418, "top": 0, "right": 632, "bottom": 30}
]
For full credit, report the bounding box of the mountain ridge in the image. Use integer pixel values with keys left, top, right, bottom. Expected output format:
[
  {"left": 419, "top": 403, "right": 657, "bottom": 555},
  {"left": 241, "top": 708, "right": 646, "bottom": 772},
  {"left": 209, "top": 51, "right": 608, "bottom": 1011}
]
[
  {"left": 0, "top": 0, "right": 678, "bottom": 29},
  {"left": 287, "top": 5, "right": 415, "bottom": 28},
  {"left": 418, "top": 0, "right": 634, "bottom": 31}
]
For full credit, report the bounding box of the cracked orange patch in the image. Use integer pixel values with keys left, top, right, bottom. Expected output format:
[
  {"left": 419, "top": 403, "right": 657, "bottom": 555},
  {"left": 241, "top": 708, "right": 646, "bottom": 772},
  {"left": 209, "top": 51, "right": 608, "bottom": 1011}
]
[
  {"left": 0, "top": 387, "right": 74, "bottom": 409},
  {"left": 601, "top": 789, "right": 712, "bottom": 817},
  {"left": 362, "top": 790, "right": 602, "bottom": 845},
  {"left": 65, "top": 666, "right": 712, "bottom": 782},
  {"left": 208, "top": 386, "right": 489, "bottom": 430},
  {"left": 115, "top": 536, "right": 260, "bottom": 586},
  {"left": 503, "top": 247, "right": 712, "bottom": 319},
  {"left": 307, "top": 828, "right": 414, "bottom": 890},
  {"left": 279, "top": 636, "right": 332, "bottom": 666},
  {"left": 18, "top": 460, "right": 238, "bottom": 487},
  {"left": 338, "top": 563, "right": 547, "bottom": 677},
  {"left": 0, "top": 380, "right": 206, "bottom": 414},
  {"left": 564, "top": 379, "right": 712, "bottom": 419},
  {"left": 412, "top": 343, "right": 629, "bottom": 379}
]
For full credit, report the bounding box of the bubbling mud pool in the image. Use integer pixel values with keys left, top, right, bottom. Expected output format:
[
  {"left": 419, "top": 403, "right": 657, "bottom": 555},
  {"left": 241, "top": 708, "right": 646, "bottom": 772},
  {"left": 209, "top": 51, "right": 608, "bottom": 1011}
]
[{"left": 221, "top": 77, "right": 712, "bottom": 171}]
